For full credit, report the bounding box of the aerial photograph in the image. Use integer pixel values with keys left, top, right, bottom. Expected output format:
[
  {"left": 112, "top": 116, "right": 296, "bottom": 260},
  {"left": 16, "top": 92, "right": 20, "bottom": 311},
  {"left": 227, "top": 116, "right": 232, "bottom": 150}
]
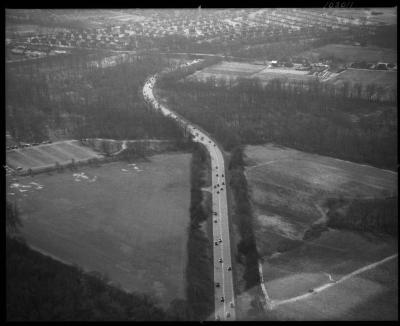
[{"left": 5, "top": 6, "right": 397, "bottom": 321}]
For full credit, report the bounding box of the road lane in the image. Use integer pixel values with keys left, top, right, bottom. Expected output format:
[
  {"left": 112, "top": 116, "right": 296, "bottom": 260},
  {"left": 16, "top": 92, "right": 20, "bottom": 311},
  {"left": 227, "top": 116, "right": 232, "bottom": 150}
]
[{"left": 142, "top": 60, "right": 236, "bottom": 321}]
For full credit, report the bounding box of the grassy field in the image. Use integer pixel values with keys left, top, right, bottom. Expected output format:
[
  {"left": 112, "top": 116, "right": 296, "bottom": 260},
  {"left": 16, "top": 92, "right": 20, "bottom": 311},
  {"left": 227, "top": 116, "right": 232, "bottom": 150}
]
[
  {"left": 272, "top": 256, "right": 398, "bottom": 320},
  {"left": 252, "top": 67, "right": 316, "bottom": 84},
  {"left": 6, "top": 140, "right": 104, "bottom": 172},
  {"left": 6, "top": 153, "right": 191, "bottom": 308},
  {"left": 299, "top": 44, "right": 397, "bottom": 63},
  {"left": 188, "top": 61, "right": 316, "bottom": 85},
  {"left": 244, "top": 144, "right": 398, "bottom": 319}
]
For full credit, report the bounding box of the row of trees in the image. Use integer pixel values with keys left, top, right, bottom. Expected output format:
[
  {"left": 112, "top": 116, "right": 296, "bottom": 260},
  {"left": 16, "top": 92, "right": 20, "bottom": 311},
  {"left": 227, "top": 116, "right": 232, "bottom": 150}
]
[
  {"left": 159, "top": 77, "right": 397, "bottom": 170},
  {"left": 228, "top": 147, "right": 266, "bottom": 320},
  {"left": 185, "top": 142, "right": 214, "bottom": 321}
]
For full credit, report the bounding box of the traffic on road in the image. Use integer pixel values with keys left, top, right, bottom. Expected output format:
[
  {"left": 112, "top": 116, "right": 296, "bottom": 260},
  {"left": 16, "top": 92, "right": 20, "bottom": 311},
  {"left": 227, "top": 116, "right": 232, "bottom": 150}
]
[{"left": 142, "top": 60, "right": 236, "bottom": 321}]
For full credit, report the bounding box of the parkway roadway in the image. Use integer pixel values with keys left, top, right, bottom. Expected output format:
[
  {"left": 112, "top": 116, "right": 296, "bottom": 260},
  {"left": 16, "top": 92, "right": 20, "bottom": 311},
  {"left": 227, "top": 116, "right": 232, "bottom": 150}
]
[{"left": 142, "top": 59, "right": 236, "bottom": 321}]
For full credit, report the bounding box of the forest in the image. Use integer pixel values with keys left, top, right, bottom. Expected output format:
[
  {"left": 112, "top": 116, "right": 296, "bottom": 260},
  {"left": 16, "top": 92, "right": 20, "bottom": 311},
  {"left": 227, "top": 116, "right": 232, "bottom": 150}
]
[
  {"left": 326, "top": 196, "right": 398, "bottom": 237},
  {"left": 158, "top": 76, "right": 397, "bottom": 171},
  {"left": 6, "top": 52, "right": 183, "bottom": 143}
]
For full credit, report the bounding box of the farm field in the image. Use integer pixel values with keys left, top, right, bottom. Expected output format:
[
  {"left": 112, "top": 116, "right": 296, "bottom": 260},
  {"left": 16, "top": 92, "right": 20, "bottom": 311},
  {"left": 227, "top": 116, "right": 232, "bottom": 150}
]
[
  {"left": 299, "top": 44, "right": 397, "bottom": 63},
  {"left": 253, "top": 67, "right": 316, "bottom": 84},
  {"left": 188, "top": 61, "right": 316, "bottom": 85},
  {"left": 243, "top": 144, "right": 398, "bottom": 319},
  {"left": 6, "top": 153, "right": 192, "bottom": 308},
  {"left": 6, "top": 140, "right": 104, "bottom": 172}
]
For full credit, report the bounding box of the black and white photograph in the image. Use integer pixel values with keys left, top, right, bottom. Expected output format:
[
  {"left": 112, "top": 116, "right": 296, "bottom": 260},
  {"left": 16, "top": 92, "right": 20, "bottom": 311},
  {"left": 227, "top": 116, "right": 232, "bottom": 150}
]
[{"left": 5, "top": 5, "right": 398, "bottom": 321}]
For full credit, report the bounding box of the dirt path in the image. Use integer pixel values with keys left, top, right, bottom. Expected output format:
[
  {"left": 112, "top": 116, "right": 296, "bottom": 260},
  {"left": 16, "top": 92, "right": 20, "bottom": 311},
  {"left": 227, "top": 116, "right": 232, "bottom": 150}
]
[{"left": 261, "top": 253, "right": 398, "bottom": 309}]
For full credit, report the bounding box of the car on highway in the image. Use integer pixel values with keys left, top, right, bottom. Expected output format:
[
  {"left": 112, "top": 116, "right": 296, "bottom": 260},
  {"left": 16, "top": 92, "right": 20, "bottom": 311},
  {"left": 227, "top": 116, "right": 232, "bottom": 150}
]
[
  {"left": 230, "top": 302, "right": 234, "bottom": 308},
  {"left": 222, "top": 182, "right": 225, "bottom": 185},
  {"left": 222, "top": 174, "right": 224, "bottom": 177},
  {"left": 215, "top": 315, "right": 220, "bottom": 321},
  {"left": 308, "top": 289, "right": 315, "bottom": 293},
  {"left": 220, "top": 297, "right": 225, "bottom": 303},
  {"left": 217, "top": 191, "right": 220, "bottom": 194},
  {"left": 219, "top": 258, "right": 223, "bottom": 263},
  {"left": 216, "top": 174, "right": 218, "bottom": 177},
  {"left": 214, "top": 219, "right": 218, "bottom": 223},
  {"left": 215, "top": 282, "right": 220, "bottom": 288},
  {"left": 213, "top": 212, "right": 218, "bottom": 215},
  {"left": 219, "top": 238, "right": 222, "bottom": 243},
  {"left": 226, "top": 312, "right": 230, "bottom": 318},
  {"left": 215, "top": 241, "right": 218, "bottom": 246},
  {"left": 227, "top": 266, "right": 232, "bottom": 271},
  {"left": 220, "top": 188, "right": 223, "bottom": 191}
]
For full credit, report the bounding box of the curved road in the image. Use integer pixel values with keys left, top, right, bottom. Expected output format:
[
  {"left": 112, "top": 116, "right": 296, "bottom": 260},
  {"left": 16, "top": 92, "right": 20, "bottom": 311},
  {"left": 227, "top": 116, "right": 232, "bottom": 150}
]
[{"left": 143, "top": 60, "right": 236, "bottom": 321}]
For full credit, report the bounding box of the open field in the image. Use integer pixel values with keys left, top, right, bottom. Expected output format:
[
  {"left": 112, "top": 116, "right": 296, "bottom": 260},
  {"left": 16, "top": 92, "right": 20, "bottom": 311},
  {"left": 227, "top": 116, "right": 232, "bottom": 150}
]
[
  {"left": 188, "top": 61, "right": 316, "bottom": 85},
  {"left": 6, "top": 140, "right": 104, "bottom": 172},
  {"left": 244, "top": 144, "right": 397, "bottom": 319},
  {"left": 299, "top": 44, "right": 397, "bottom": 63},
  {"left": 253, "top": 67, "right": 316, "bottom": 83},
  {"left": 272, "top": 256, "right": 398, "bottom": 320},
  {"left": 6, "top": 153, "right": 191, "bottom": 308}
]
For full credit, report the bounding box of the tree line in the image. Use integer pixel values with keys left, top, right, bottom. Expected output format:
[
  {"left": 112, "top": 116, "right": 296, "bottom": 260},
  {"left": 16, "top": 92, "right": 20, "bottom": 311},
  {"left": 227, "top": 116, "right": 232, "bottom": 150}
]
[
  {"left": 184, "top": 142, "right": 214, "bottom": 321},
  {"left": 228, "top": 147, "right": 266, "bottom": 320}
]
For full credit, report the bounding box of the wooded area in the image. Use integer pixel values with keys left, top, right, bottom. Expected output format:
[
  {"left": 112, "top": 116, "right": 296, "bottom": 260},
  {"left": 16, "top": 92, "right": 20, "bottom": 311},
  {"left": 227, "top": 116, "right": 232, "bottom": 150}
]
[
  {"left": 158, "top": 76, "right": 397, "bottom": 170},
  {"left": 6, "top": 53, "right": 182, "bottom": 143},
  {"left": 326, "top": 196, "right": 398, "bottom": 237}
]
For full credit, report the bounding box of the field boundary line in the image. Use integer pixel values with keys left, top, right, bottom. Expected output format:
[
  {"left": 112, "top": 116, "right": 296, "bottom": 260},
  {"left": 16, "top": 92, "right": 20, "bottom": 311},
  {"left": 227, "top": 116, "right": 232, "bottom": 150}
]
[{"left": 267, "top": 253, "right": 398, "bottom": 309}]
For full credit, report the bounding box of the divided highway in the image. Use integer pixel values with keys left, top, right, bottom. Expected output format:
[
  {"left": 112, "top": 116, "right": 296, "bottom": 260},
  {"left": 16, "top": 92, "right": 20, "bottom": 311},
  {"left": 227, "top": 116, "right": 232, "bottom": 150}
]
[{"left": 143, "top": 60, "right": 236, "bottom": 321}]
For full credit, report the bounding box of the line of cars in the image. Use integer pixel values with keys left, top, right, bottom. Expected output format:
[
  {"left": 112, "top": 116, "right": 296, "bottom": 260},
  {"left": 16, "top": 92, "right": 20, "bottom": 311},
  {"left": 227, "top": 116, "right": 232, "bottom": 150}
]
[{"left": 143, "top": 59, "right": 235, "bottom": 321}]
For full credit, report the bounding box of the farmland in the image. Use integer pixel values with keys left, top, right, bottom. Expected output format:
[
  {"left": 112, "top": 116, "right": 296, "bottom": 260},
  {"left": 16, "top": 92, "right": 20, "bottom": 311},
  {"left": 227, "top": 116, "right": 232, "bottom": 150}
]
[
  {"left": 188, "top": 61, "right": 316, "bottom": 85},
  {"left": 299, "top": 44, "right": 397, "bottom": 63},
  {"left": 6, "top": 153, "right": 192, "bottom": 308},
  {"left": 244, "top": 144, "right": 398, "bottom": 319},
  {"left": 6, "top": 140, "right": 104, "bottom": 172}
]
